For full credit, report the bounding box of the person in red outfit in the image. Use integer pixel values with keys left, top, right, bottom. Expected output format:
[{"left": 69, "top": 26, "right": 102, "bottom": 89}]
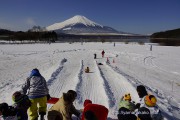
[
  {"left": 101, "top": 50, "right": 105, "bottom": 58},
  {"left": 81, "top": 99, "right": 108, "bottom": 120}
]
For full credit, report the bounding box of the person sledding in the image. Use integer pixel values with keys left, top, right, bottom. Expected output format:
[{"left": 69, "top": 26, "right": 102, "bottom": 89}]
[
  {"left": 85, "top": 67, "right": 90, "bottom": 73},
  {"left": 119, "top": 93, "right": 136, "bottom": 111},
  {"left": 136, "top": 85, "right": 163, "bottom": 120},
  {"left": 12, "top": 91, "right": 32, "bottom": 120},
  {"left": 21, "top": 68, "right": 50, "bottom": 120},
  {"left": 101, "top": 50, "right": 105, "bottom": 58},
  {"left": 47, "top": 90, "right": 80, "bottom": 120}
]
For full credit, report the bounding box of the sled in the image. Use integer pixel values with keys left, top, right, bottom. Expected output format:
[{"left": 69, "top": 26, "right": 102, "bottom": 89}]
[{"left": 47, "top": 97, "right": 59, "bottom": 104}]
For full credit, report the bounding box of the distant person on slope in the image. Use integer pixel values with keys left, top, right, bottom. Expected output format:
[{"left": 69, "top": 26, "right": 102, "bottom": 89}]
[
  {"left": 21, "top": 68, "right": 50, "bottom": 120},
  {"left": 94, "top": 53, "right": 97, "bottom": 59},
  {"left": 47, "top": 90, "right": 80, "bottom": 120},
  {"left": 101, "top": 50, "right": 105, "bottom": 58}
]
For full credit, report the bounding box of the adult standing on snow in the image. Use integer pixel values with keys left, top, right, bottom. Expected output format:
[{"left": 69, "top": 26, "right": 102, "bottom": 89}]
[
  {"left": 101, "top": 50, "right": 105, "bottom": 58},
  {"left": 21, "top": 68, "right": 50, "bottom": 120},
  {"left": 94, "top": 53, "right": 97, "bottom": 59},
  {"left": 47, "top": 90, "right": 80, "bottom": 120}
]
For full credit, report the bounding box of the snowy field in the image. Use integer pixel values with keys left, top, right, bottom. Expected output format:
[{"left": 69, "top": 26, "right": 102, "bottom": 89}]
[{"left": 0, "top": 42, "right": 179, "bottom": 120}]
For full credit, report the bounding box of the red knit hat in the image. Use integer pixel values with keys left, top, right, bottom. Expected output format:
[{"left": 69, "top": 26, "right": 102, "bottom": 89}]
[{"left": 83, "top": 99, "right": 92, "bottom": 107}]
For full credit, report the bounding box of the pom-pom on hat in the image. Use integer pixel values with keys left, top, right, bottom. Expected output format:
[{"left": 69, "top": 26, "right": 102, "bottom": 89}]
[
  {"left": 84, "top": 99, "right": 92, "bottom": 107},
  {"left": 124, "top": 93, "right": 131, "bottom": 101},
  {"left": 12, "top": 91, "right": 24, "bottom": 103},
  {"left": 144, "top": 95, "right": 157, "bottom": 107}
]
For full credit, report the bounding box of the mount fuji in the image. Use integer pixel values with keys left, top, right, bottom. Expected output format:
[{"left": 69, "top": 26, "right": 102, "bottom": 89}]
[{"left": 46, "top": 15, "right": 127, "bottom": 35}]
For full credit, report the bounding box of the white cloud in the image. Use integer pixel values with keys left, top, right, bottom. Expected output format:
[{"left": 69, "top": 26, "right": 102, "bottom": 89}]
[{"left": 26, "top": 18, "right": 36, "bottom": 26}]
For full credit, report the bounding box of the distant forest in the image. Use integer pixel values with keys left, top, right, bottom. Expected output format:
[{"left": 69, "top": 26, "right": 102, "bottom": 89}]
[
  {"left": 0, "top": 26, "right": 57, "bottom": 43},
  {"left": 150, "top": 28, "right": 180, "bottom": 46},
  {"left": 0, "top": 26, "right": 149, "bottom": 43}
]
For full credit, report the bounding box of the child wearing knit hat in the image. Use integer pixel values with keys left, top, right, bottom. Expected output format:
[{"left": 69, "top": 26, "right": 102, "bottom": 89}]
[
  {"left": 12, "top": 91, "right": 31, "bottom": 120},
  {"left": 119, "top": 93, "right": 136, "bottom": 111}
]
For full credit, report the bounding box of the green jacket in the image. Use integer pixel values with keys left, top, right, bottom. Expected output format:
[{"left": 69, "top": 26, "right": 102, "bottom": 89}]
[{"left": 119, "top": 98, "right": 136, "bottom": 111}]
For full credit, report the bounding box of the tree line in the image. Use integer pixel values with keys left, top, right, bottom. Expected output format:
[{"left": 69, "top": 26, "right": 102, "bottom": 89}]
[
  {"left": 0, "top": 26, "right": 58, "bottom": 43},
  {"left": 150, "top": 28, "right": 180, "bottom": 46}
]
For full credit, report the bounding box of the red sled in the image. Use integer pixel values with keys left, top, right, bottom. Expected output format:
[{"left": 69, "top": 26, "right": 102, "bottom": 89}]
[{"left": 47, "top": 97, "right": 59, "bottom": 104}]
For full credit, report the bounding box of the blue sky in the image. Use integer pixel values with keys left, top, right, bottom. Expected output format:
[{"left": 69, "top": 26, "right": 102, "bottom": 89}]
[{"left": 0, "top": 0, "right": 180, "bottom": 34}]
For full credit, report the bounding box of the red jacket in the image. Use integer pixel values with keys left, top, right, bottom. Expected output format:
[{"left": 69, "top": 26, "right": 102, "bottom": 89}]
[{"left": 81, "top": 104, "right": 108, "bottom": 120}]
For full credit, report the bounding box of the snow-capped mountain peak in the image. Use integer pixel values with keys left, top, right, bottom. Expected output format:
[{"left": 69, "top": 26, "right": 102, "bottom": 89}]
[{"left": 46, "top": 15, "right": 103, "bottom": 31}]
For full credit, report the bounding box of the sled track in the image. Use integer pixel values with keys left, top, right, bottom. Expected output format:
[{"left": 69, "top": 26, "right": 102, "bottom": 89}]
[
  {"left": 47, "top": 58, "right": 67, "bottom": 87},
  {"left": 144, "top": 56, "right": 156, "bottom": 67},
  {"left": 75, "top": 60, "right": 84, "bottom": 104},
  {"left": 97, "top": 64, "right": 116, "bottom": 108},
  {"left": 108, "top": 64, "right": 180, "bottom": 120}
]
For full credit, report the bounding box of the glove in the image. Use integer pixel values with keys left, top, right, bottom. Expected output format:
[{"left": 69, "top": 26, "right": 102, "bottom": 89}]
[
  {"left": 135, "top": 103, "right": 140, "bottom": 109},
  {"left": 47, "top": 94, "right": 51, "bottom": 100}
]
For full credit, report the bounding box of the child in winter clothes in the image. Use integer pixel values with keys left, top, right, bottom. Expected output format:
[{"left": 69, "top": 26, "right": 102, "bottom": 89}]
[
  {"left": 101, "top": 50, "right": 105, "bottom": 58},
  {"left": 12, "top": 91, "right": 31, "bottom": 120},
  {"left": 21, "top": 68, "right": 50, "bottom": 120},
  {"left": 136, "top": 85, "right": 163, "bottom": 120},
  {"left": 0, "top": 102, "right": 18, "bottom": 120},
  {"left": 119, "top": 93, "right": 136, "bottom": 111},
  {"left": 48, "top": 90, "right": 80, "bottom": 120},
  {"left": 81, "top": 99, "right": 108, "bottom": 120}
]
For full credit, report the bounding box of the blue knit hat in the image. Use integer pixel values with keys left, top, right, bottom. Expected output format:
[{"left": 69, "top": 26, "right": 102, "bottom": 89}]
[{"left": 30, "top": 68, "right": 41, "bottom": 77}]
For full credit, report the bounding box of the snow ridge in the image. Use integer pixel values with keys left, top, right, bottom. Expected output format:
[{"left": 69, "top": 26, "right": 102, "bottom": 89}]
[
  {"left": 47, "top": 58, "right": 67, "bottom": 87},
  {"left": 109, "top": 63, "right": 180, "bottom": 120},
  {"left": 75, "top": 60, "right": 84, "bottom": 104},
  {"left": 97, "top": 64, "right": 116, "bottom": 108}
]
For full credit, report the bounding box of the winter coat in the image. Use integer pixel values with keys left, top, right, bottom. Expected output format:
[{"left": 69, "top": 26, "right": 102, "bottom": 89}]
[
  {"left": 138, "top": 96, "right": 163, "bottom": 120},
  {"left": 0, "top": 106, "right": 18, "bottom": 120},
  {"left": 13, "top": 95, "right": 31, "bottom": 120},
  {"left": 48, "top": 95, "right": 80, "bottom": 120},
  {"left": 81, "top": 104, "right": 108, "bottom": 120},
  {"left": 21, "top": 76, "right": 49, "bottom": 98},
  {"left": 119, "top": 98, "right": 136, "bottom": 111},
  {"left": 101, "top": 51, "right": 105, "bottom": 55}
]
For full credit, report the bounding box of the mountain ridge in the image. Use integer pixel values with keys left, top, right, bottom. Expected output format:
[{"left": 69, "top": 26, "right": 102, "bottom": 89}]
[{"left": 46, "top": 15, "right": 128, "bottom": 35}]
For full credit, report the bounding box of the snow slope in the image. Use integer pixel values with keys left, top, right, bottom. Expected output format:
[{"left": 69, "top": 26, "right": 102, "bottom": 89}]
[
  {"left": 0, "top": 42, "right": 179, "bottom": 120},
  {"left": 46, "top": 15, "right": 103, "bottom": 31}
]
